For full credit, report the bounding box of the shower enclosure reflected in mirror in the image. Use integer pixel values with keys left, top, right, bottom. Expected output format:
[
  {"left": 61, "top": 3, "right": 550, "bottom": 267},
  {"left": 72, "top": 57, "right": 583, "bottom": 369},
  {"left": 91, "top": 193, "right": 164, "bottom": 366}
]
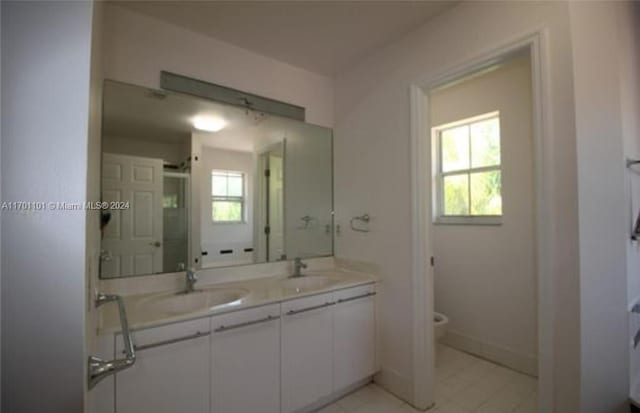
[{"left": 99, "top": 80, "right": 333, "bottom": 279}]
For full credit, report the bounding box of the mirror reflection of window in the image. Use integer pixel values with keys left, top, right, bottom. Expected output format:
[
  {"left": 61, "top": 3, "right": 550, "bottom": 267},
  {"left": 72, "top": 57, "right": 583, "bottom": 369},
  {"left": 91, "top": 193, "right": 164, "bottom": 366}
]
[{"left": 211, "top": 170, "right": 245, "bottom": 223}]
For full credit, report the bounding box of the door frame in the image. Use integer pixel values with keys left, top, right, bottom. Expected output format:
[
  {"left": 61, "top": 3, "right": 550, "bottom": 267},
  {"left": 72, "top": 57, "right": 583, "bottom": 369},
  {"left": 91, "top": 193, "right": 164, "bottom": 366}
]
[
  {"left": 256, "top": 141, "right": 286, "bottom": 263},
  {"left": 409, "top": 30, "right": 553, "bottom": 411}
]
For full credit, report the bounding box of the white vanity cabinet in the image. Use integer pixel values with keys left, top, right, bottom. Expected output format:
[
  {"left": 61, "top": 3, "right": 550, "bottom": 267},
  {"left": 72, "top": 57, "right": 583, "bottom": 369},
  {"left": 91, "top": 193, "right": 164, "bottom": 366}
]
[
  {"left": 115, "top": 318, "right": 210, "bottom": 413},
  {"left": 210, "top": 303, "right": 281, "bottom": 413},
  {"left": 94, "top": 280, "right": 378, "bottom": 413},
  {"left": 281, "top": 292, "right": 335, "bottom": 413},
  {"left": 333, "top": 284, "right": 377, "bottom": 391}
]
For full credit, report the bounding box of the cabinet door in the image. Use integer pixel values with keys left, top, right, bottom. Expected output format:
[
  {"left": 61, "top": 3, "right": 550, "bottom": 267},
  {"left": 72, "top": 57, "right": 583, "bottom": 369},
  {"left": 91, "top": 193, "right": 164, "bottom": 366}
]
[
  {"left": 210, "top": 304, "right": 281, "bottom": 413},
  {"left": 281, "top": 293, "right": 335, "bottom": 413},
  {"left": 333, "top": 285, "right": 377, "bottom": 391},
  {"left": 115, "top": 318, "right": 210, "bottom": 413}
]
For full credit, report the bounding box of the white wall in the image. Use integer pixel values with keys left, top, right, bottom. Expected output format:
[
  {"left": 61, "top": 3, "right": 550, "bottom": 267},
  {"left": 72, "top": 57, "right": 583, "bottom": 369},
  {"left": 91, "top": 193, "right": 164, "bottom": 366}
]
[
  {"left": 101, "top": 3, "right": 334, "bottom": 128},
  {"left": 569, "top": 2, "right": 634, "bottom": 412},
  {"left": 200, "top": 146, "right": 255, "bottom": 267},
  {"left": 333, "top": 1, "right": 580, "bottom": 409},
  {"left": 432, "top": 55, "right": 537, "bottom": 375},
  {"left": 1, "top": 2, "right": 94, "bottom": 411}
]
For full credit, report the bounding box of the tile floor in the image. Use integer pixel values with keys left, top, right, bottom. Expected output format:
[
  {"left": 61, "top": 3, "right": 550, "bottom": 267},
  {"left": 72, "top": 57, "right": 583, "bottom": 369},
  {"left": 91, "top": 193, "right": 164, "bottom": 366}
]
[{"left": 317, "top": 344, "right": 537, "bottom": 413}]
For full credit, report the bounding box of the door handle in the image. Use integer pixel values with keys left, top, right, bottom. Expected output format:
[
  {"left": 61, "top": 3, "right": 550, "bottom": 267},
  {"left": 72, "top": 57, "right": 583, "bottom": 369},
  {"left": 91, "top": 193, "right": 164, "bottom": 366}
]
[
  {"left": 337, "top": 291, "right": 376, "bottom": 304},
  {"left": 149, "top": 241, "right": 162, "bottom": 247},
  {"left": 214, "top": 315, "right": 280, "bottom": 333},
  {"left": 285, "top": 301, "right": 335, "bottom": 316},
  {"left": 100, "top": 249, "right": 112, "bottom": 262}
]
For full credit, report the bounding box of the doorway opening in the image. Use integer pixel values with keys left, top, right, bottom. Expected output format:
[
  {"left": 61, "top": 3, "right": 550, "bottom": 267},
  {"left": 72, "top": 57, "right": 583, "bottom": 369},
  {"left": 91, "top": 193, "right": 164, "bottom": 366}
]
[
  {"left": 430, "top": 52, "right": 538, "bottom": 411},
  {"left": 410, "top": 34, "right": 552, "bottom": 412}
]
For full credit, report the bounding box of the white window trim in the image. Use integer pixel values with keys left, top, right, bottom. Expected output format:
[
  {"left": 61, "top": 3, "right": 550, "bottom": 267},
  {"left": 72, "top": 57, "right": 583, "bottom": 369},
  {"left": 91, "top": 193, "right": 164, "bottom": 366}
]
[
  {"left": 432, "top": 111, "right": 503, "bottom": 225},
  {"left": 211, "top": 170, "right": 246, "bottom": 224}
]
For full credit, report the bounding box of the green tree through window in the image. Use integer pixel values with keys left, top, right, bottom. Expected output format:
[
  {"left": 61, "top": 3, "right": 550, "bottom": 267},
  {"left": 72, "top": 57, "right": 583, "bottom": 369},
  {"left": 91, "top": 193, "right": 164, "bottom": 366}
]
[
  {"left": 211, "top": 170, "right": 245, "bottom": 223},
  {"left": 435, "top": 113, "right": 502, "bottom": 220}
]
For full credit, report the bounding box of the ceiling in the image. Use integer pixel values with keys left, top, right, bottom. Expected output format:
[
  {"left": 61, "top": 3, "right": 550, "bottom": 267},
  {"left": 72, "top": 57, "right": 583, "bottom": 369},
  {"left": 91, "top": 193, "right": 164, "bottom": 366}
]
[
  {"left": 114, "top": 1, "right": 458, "bottom": 76},
  {"left": 103, "top": 80, "right": 272, "bottom": 152}
]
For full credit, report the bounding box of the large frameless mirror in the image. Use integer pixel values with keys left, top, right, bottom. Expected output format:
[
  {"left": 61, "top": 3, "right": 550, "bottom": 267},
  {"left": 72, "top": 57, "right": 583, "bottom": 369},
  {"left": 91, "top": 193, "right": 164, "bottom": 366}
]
[{"left": 99, "top": 80, "right": 333, "bottom": 279}]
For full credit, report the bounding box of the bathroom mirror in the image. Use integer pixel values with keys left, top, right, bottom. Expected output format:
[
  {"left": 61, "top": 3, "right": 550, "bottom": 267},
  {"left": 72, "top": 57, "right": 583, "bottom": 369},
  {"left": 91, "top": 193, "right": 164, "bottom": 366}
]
[{"left": 100, "top": 80, "right": 333, "bottom": 279}]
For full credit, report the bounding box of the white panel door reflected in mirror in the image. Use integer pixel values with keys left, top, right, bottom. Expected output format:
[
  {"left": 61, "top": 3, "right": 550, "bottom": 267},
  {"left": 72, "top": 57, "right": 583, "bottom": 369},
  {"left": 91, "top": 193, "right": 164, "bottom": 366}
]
[{"left": 100, "top": 79, "right": 333, "bottom": 279}]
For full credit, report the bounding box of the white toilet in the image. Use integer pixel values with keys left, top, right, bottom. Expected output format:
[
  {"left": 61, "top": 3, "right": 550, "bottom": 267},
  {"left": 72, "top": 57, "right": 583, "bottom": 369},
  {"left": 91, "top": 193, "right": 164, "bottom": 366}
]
[{"left": 434, "top": 312, "right": 449, "bottom": 341}]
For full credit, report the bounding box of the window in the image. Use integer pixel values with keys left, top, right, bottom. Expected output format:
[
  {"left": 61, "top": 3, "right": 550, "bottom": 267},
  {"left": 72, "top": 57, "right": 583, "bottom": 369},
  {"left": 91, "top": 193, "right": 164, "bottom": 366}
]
[
  {"left": 211, "top": 170, "right": 245, "bottom": 223},
  {"left": 434, "top": 112, "right": 502, "bottom": 224},
  {"left": 163, "top": 194, "right": 178, "bottom": 209}
]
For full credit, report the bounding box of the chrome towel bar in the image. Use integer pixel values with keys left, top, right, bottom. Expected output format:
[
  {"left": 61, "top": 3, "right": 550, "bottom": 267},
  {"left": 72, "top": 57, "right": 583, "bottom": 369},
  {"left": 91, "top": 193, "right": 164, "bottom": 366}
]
[
  {"left": 88, "top": 293, "right": 136, "bottom": 389},
  {"left": 123, "top": 331, "right": 210, "bottom": 354}
]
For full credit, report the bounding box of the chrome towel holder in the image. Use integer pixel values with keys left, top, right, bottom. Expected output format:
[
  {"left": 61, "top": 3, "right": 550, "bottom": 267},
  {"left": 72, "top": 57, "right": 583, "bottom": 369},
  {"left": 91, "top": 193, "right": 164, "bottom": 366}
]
[
  {"left": 88, "top": 293, "right": 136, "bottom": 389},
  {"left": 632, "top": 212, "right": 640, "bottom": 241},
  {"left": 350, "top": 214, "right": 371, "bottom": 233},
  {"left": 627, "top": 158, "right": 640, "bottom": 169},
  {"left": 298, "top": 215, "right": 317, "bottom": 229},
  {"left": 626, "top": 158, "right": 640, "bottom": 240}
]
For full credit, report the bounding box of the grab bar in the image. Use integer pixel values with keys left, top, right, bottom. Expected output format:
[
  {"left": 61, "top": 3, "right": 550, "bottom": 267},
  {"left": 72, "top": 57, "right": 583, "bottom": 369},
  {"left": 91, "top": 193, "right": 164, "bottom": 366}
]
[
  {"left": 632, "top": 210, "right": 640, "bottom": 241},
  {"left": 88, "top": 293, "right": 136, "bottom": 389}
]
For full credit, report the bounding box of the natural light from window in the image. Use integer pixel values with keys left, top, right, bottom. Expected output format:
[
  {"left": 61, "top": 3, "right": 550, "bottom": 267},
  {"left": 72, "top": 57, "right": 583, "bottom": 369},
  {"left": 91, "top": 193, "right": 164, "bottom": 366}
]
[
  {"left": 434, "top": 112, "right": 502, "bottom": 222},
  {"left": 211, "top": 170, "right": 245, "bottom": 223}
]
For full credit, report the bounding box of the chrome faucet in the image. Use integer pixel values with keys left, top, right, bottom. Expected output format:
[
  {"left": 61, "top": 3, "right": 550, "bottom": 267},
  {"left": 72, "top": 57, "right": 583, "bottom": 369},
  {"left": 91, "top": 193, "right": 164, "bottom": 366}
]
[
  {"left": 184, "top": 268, "right": 198, "bottom": 293},
  {"left": 291, "top": 257, "right": 308, "bottom": 278}
]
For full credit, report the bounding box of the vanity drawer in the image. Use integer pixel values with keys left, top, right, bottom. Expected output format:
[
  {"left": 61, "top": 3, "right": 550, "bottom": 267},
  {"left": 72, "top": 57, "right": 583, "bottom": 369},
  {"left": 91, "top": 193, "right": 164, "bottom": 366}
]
[
  {"left": 210, "top": 303, "right": 280, "bottom": 333},
  {"left": 333, "top": 283, "right": 376, "bottom": 303},
  {"left": 116, "top": 317, "right": 210, "bottom": 353}
]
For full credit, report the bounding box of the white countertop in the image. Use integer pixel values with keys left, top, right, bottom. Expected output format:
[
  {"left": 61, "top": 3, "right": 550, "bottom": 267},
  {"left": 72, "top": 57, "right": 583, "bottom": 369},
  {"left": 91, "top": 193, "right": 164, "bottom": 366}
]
[{"left": 99, "top": 269, "right": 376, "bottom": 334}]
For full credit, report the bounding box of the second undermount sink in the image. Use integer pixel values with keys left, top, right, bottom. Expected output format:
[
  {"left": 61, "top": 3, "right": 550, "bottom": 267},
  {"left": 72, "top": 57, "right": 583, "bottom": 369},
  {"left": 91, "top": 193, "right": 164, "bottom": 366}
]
[
  {"left": 137, "top": 287, "right": 248, "bottom": 316},
  {"left": 280, "top": 275, "right": 340, "bottom": 293}
]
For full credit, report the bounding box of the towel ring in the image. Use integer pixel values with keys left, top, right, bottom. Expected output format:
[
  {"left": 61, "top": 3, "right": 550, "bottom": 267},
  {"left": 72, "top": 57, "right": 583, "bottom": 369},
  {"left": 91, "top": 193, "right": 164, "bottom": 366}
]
[
  {"left": 297, "top": 215, "right": 317, "bottom": 229},
  {"left": 350, "top": 214, "right": 370, "bottom": 233}
]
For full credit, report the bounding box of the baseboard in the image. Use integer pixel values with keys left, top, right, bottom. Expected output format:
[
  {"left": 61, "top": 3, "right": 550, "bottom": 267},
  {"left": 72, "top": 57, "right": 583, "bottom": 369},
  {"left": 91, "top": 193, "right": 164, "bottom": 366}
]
[
  {"left": 373, "top": 367, "right": 411, "bottom": 403},
  {"left": 296, "top": 377, "right": 373, "bottom": 413},
  {"left": 442, "top": 330, "right": 538, "bottom": 377}
]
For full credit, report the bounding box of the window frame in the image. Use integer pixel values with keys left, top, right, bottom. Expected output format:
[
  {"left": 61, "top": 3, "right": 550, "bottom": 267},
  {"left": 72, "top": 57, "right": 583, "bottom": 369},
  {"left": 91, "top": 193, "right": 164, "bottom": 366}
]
[
  {"left": 211, "top": 169, "right": 246, "bottom": 224},
  {"left": 433, "top": 111, "right": 503, "bottom": 225}
]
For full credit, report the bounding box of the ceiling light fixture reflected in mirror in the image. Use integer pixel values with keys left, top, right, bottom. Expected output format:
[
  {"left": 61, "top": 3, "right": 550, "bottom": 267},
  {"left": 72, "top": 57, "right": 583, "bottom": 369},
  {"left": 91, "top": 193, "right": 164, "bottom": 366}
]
[{"left": 192, "top": 115, "right": 226, "bottom": 132}]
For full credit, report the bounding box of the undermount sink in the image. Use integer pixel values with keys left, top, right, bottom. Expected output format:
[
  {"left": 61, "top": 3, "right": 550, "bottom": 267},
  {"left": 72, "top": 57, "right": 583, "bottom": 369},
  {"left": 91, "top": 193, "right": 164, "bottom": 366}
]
[
  {"left": 280, "top": 275, "right": 340, "bottom": 293},
  {"left": 137, "top": 288, "right": 248, "bottom": 316}
]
